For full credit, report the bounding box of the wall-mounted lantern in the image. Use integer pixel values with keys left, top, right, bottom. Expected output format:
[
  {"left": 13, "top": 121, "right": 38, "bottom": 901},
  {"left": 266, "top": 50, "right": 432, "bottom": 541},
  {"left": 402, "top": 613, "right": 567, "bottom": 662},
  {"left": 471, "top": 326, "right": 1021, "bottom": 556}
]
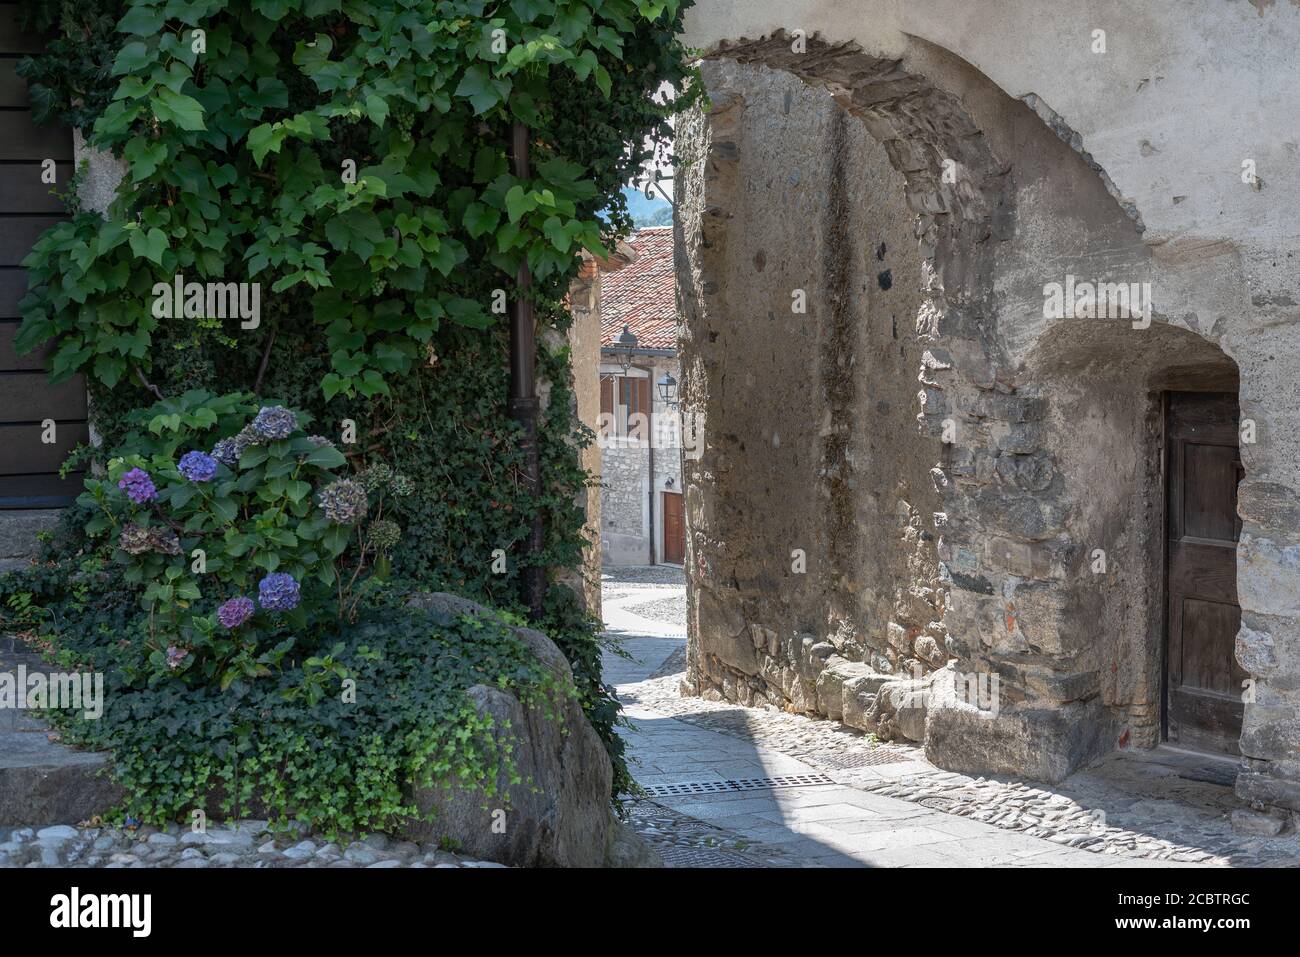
[
  {"left": 614, "top": 325, "right": 638, "bottom": 374},
  {"left": 657, "top": 371, "right": 678, "bottom": 407}
]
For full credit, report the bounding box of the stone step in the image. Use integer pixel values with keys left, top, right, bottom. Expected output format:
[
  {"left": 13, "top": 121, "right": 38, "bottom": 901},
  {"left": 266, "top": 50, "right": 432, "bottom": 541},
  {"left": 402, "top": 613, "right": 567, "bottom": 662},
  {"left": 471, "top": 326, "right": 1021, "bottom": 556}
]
[{"left": 0, "top": 636, "right": 123, "bottom": 825}]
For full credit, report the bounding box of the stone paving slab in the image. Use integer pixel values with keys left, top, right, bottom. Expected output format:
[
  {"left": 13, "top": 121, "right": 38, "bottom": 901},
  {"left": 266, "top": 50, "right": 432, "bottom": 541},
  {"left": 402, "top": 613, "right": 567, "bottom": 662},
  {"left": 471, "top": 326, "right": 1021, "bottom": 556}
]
[{"left": 0, "top": 637, "right": 123, "bottom": 825}]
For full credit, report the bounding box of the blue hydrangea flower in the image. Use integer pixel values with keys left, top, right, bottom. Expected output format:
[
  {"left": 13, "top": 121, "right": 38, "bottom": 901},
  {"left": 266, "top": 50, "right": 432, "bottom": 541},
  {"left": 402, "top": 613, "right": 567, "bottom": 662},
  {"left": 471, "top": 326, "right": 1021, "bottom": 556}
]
[
  {"left": 118, "top": 467, "right": 157, "bottom": 504},
  {"left": 251, "top": 406, "right": 298, "bottom": 441},
  {"left": 178, "top": 450, "right": 218, "bottom": 483},
  {"left": 257, "top": 572, "right": 300, "bottom": 612}
]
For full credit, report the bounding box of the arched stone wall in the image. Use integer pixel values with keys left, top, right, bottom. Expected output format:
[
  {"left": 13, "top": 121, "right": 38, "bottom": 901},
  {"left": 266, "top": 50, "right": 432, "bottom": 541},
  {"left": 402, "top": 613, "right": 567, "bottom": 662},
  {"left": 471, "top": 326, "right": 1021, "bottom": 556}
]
[{"left": 676, "top": 20, "right": 1300, "bottom": 815}]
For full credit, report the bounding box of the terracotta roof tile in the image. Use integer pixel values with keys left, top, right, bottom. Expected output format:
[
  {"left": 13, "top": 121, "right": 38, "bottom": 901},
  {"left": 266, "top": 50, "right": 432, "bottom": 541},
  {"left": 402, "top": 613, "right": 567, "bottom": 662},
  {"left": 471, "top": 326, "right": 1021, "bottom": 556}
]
[{"left": 599, "top": 228, "right": 677, "bottom": 351}]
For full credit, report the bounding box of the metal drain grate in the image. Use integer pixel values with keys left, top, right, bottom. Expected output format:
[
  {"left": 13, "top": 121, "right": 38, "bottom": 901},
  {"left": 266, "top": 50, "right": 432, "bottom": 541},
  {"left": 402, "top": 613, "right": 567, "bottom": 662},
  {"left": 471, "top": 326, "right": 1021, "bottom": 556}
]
[
  {"left": 639, "top": 773, "right": 834, "bottom": 797},
  {"left": 812, "top": 748, "right": 915, "bottom": 771},
  {"left": 655, "top": 844, "right": 768, "bottom": 868}
]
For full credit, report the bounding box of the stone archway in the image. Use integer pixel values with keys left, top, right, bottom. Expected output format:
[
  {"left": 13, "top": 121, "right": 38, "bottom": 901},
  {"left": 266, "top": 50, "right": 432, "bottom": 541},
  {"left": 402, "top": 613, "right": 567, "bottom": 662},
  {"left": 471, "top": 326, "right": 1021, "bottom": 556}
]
[{"left": 673, "top": 27, "right": 1295, "bottom": 811}]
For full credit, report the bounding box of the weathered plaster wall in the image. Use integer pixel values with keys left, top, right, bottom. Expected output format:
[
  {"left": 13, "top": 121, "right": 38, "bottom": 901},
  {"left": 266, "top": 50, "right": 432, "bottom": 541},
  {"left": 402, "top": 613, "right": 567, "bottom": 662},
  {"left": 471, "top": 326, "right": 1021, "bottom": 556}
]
[
  {"left": 563, "top": 258, "right": 605, "bottom": 616},
  {"left": 678, "top": 0, "right": 1300, "bottom": 814}
]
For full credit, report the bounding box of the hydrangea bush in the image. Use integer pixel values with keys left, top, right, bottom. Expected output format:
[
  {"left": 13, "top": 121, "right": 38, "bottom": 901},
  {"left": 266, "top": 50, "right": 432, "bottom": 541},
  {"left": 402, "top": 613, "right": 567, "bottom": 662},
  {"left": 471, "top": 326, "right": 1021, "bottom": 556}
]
[{"left": 80, "top": 389, "right": 407, "bottom": 687}]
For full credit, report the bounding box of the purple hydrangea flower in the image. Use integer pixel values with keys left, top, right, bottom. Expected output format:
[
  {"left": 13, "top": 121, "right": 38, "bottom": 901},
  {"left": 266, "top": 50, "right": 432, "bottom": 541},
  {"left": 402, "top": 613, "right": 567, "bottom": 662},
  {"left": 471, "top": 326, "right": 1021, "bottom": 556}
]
[
  {"left": 178, "top": 450, "right": 219, "bottom": 483},
  {"left": 257, "top": 572, "right": 300, "bottom": 612},
  {"left": 118, "top": 467, "right": 157, "bottom": 504},
  {"left": 211, "top": 438, "right": 240, "bottom": 468},
  {"left": 165, "top": 646, "right": 188, "bottom": 670},
  {"left": 217, "top": 595, "right": 256, "bottom": 629},
  {"left": 251, "top": 406, "right": 298, "bottom": 441}
]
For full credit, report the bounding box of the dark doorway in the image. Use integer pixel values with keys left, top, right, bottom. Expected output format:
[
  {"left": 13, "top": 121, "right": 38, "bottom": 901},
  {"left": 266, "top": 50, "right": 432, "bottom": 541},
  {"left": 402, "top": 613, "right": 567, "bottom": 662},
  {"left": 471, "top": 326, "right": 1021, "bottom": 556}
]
[
  {"left": 662, "top": 490, "right": 684, "bottom": 565},
  {"left": 1164, "top": 391, "right": 1246, "bottom": 756}
]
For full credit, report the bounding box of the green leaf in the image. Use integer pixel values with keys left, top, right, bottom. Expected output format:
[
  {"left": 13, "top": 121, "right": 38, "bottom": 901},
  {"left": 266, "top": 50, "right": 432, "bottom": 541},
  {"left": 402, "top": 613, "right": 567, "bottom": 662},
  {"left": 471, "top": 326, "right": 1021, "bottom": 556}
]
[
  {"left": 128, "top": 227, "right": 169, "bottom": 265},
  {"left": 124, "top": 139, "right": 168, "bottom": 180},
  {"left": 211, "top": 498, "right": 239, "bottom": 523},
  {"left": 454, "top": 64, "right": 509, "bottom": 114},
  {"left": 118, "top": 6, "right": 166, "bottom": 35},
  {"left": 153, "top": 89, "right": 206, "bottom": 131},
  {"left": 364, "top": 94, "right": 389, "bottom": 128},
  {"left": 303, "top": 444, "right": 346, "bottom": 469},
  {"left": 504, "top": 185, "right": 535, "bottom": 223},
  {"left": 246, "top": 123, "right": 283, "bottom": 166},
  {"left": 113, "top": 41, "right": 154, "bottom": 76},
  {"left": 463, "top": 202, "right": 499, "bottom": 239}
]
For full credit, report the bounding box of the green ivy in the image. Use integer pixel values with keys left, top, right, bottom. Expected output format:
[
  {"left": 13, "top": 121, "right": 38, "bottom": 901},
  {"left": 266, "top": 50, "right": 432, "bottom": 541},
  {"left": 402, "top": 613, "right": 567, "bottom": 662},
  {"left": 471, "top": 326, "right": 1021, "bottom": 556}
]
[{"left": 15, "top": 1, "right": 127, "bottom": 135}]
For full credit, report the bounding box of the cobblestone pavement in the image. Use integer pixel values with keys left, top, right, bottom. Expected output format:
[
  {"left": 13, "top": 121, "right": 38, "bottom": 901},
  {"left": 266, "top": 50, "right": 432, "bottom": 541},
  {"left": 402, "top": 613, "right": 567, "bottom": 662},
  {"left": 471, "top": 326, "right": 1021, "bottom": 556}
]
[
  {"left": 603, "top": 572, "right": 1300, "bottom": 868},
  {"left": 622, "top": 798, "right": 805, "bottom": 867},
  {"left": 0, "top": 821, "right": 502, "bottom": 868}
]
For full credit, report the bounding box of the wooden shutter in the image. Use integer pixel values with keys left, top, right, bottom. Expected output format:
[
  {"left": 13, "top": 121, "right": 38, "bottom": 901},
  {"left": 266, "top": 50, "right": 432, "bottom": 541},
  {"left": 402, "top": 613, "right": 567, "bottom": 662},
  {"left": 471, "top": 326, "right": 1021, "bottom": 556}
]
[
  {"left": 0, "top": 5, "right": 85, "bottom": 508},
  {"left": 635, "top": 376, "right": 652, "bottom": 438},
  {"left": 599, "top": 375, "right": 613, "bottom": 415}
]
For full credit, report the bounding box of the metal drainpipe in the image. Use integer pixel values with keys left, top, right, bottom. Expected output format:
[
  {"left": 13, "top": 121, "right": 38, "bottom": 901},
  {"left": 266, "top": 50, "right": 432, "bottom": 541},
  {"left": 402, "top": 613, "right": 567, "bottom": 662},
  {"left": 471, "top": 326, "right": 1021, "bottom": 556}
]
[
  {"left": 508, "top": 122, "right": 545, "bottom": 621},
  {"left": 631, "top": 360, "right": 656, "bottom": 566}
]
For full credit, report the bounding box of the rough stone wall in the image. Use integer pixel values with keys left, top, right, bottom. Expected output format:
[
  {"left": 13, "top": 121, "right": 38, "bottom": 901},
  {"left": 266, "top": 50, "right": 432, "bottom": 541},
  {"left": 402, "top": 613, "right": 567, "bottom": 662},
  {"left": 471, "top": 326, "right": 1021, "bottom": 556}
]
[
  {"left": 676, "top": 12, "right": 1300, "bottom": 819},
  {"left": 677, "top": 60, "right": 944, "bottom": 719},
  {"left": 678, "top": 0, "right": 1300, "bottom": 812}
]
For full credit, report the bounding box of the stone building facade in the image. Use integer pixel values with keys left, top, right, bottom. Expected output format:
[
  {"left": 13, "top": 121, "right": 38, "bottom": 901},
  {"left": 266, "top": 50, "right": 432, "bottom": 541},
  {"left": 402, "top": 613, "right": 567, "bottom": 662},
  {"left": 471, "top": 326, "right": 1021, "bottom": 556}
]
[
  {"left": 675, "top": 0, "right": 1300, "bottom": 821},
  {"left": 597, "top": 228, "right": 685, "bottom": 567}
]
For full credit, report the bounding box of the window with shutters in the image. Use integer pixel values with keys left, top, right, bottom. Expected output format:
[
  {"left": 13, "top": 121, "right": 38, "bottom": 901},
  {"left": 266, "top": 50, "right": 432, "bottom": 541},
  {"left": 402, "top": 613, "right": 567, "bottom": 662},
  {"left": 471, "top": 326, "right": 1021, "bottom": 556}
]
[{"left": 598, "top": 372, "right": 652, "bottom": 441}]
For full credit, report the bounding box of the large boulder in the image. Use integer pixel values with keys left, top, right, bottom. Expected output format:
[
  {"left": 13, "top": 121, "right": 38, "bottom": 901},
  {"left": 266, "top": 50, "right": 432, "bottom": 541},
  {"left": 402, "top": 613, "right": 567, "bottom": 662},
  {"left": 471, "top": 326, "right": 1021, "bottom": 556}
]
[{"left": 401, "top": 593, "right": 660, "bottom": 868}]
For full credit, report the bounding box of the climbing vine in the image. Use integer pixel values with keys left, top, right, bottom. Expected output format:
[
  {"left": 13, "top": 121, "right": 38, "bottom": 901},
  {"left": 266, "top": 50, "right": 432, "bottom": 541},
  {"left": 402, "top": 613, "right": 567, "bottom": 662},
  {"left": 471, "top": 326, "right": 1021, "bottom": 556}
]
[{"left": 16, "top": 0, "right": 697, "bottom": 400}]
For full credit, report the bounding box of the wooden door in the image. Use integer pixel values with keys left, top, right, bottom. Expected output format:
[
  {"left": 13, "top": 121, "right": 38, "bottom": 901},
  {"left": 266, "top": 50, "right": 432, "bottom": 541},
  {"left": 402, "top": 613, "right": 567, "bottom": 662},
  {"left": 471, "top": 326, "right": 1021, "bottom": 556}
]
[
  {"left": 1165, "top": 391, "right": 1246, "bottom": 755},
  {"left": 0, "top": 4, "right": 84, "bottom": 507},
  {"left": 662, "top": 491, "right": 684, "bottom": 565}
]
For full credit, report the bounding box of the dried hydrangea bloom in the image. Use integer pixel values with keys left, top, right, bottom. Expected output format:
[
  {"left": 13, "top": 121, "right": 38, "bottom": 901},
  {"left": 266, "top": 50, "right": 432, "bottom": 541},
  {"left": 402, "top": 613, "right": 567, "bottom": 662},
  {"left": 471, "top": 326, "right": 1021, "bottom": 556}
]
[
  {"left": 118, "top": 467, "right": 157, "bottom": 504},
  {"left": 306, "top": 435, "right": 334, "bottom": 449},
  {"left": 211, "top": 437, "right": 240, "bottom": 468},
  {"left": 251, "top": 405, "right": 298, "bottom": 441},
  {"left": 217, "top": 595, "right": 255, "bottom": 629},
  {"left": 318, "top": 478, "right": 369, "bottom": 524},
  {"left": 178, "top": 450, "right": 218, "bottom": 482},
  {"left": 118, "top": 523, "right": 181, "bottom": 556},
  {"left": 165, "top": 646, "right": 188, "bottom": 670},
  {"left": 367, "top": 519, "right": 401, "bottom": 551},
  {"left": 149, "top": 527, "right": 182, "bottom": 556},
  {"left": 118, "top": 524, "right": 154, "bottom": 555},
  {"left": 257, "top": 572, "right": 300, "bottom": 612},
  {"left": 231, "top": 424, "right": 263, "bottom": 461},
  {"left": 358, "top": 462, "right": 393, "bottom": 493},
  {"left": 390, "top": 473, "right": 415, "bottom": 497}
]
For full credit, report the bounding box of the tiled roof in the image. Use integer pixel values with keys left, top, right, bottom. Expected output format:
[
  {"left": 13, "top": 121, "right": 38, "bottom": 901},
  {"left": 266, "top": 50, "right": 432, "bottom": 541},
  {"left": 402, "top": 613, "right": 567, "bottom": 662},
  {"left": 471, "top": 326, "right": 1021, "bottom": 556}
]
[{"left": 600, "top": 227, "right": 677, "bottom": 351}]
